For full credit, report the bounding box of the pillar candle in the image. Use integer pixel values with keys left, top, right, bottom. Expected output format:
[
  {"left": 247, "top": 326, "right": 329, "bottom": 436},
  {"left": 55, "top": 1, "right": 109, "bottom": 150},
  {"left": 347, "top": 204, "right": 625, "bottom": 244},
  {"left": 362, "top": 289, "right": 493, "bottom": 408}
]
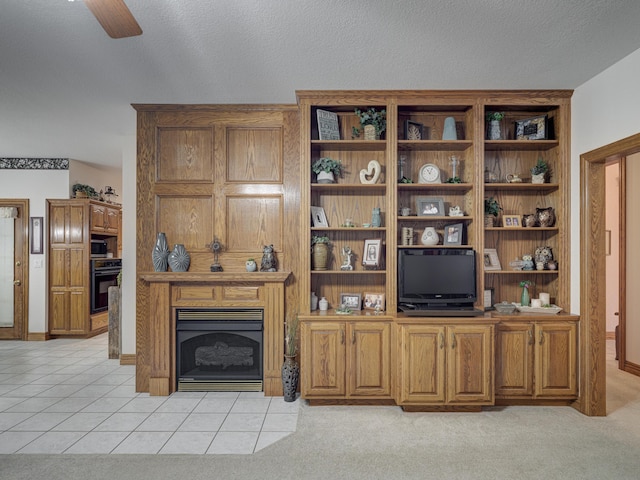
[{"left": 539, "top": 292, "right": 551, "bottom": 305}]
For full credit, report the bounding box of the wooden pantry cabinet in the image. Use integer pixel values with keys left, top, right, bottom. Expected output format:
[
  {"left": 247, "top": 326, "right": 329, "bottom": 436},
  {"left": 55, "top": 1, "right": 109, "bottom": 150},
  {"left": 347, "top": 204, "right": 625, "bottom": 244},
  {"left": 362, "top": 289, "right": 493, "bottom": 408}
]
[
  {"left": 48, "top": 199, "right": 121, "bottom": 336},
  {"left": 296, "top": 90, "right": 575, "bottom": 410}
]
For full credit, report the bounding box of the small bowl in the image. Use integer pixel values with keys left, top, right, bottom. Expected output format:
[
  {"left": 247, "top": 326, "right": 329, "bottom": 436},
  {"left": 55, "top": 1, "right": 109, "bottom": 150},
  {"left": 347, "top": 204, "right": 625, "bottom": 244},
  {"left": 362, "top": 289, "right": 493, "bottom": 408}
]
[{"left": 494, "top": 302, "right": 517, "bottom": 314}]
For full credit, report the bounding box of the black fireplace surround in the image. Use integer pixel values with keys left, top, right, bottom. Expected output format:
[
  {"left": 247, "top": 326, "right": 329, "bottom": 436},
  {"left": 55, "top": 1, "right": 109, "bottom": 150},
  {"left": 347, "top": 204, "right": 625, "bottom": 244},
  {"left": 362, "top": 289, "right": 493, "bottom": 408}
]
[{"left": 176, "top": 308, "right": 264, "bottom": 391}]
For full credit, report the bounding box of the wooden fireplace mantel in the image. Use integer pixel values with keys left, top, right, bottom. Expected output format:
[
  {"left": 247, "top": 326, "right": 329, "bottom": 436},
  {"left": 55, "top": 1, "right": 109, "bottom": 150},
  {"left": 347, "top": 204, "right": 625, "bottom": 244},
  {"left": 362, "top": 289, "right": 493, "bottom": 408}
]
[{"left": 139, "top": 271, "right": 292, "bottom": 396}]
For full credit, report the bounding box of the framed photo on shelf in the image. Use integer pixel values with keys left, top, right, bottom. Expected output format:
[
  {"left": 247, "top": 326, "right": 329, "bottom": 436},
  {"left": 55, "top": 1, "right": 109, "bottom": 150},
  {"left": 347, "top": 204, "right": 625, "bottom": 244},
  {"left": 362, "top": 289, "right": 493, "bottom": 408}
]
[
  {"left": 404, "top": 120, "right": 424, "bottom": 140},
  {"left": 363, "top": 292, "right": 385, "bottom": 311},
  {"left": 339, "top": 293, "right": 362, "bottom": 310},
  {"left": 30, "top": 216, "right": 43, "bottom": 254},
  {"left": 483, "top": 248, "right": 502, "bottom": 271},
  {"left": 515, "top": 115, "right": 547, "bottom": 140},
  {"left": 362, "top": 238, "right": 382, "bottom": 267},
  {"left": 416, "top": 197, "right": 445, "bottom": 216},
  {"left": 310, "top": 206, "right": 328, "bottom": 227},
  {"left": 502, "top": 215, "right": 520, "bottom": 228},
  {"left": 443, "top": 222, "right": 464, "bottom": 246},
  {"left": 484, "top": 288, "right": 495, "bottom": 311},
  {"left": 316, "top": 109, "right": 340, "bottom": 140}
]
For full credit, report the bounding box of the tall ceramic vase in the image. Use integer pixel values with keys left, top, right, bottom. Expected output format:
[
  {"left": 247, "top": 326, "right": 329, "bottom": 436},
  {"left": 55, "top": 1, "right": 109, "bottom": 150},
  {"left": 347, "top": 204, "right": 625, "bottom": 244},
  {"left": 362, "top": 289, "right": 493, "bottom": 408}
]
[
  {"left": 521, "top": 286, "right": 531, "bottom": 307},
  {"left": 168, "top": 244, "right": 190, "bottom": 272},
  {"left": 281, "top": 355, "right": 299, "bottom": 402},
  {"left": 152, "top": 232, "right": 170, "bottom": 272}
]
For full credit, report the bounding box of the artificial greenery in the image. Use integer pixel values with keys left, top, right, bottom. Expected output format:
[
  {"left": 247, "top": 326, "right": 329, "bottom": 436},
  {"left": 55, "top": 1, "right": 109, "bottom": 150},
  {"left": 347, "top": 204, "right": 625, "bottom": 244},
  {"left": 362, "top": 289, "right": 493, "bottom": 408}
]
[
  {"left": 519, "top": 280, "right": 534, "bottom": 288},
  {"left": 445, "top": 176, "right": 462, "bottom": 184},
  {"left": 311, "top": 234, "right": 330, "bottom": 246},
  {"left": 352, "top": 107, "right": 387, "bottom": 138},
  {"left": 484, "top": 197, "right": 502, "bottom": 217},
  {"left": 284, "top": 312, "right": 299, "bottom": 357},
  {"left": 399, "top": 176, "right": 413, "bottom": 183},
  {"left": 247, "top": 258, "right": 255, "bottom": 262},
  {"left": 72, "top": 183, "right": 98, "bottom": 198},
  {"left": 311, "top": 157, "right": 343, "bottom": 176},
  {"left": 486, "top": 112, "right": 505, "bottom": 121},
  {"left": 531, "top": 157, "right": 550, "bottom": 176}
]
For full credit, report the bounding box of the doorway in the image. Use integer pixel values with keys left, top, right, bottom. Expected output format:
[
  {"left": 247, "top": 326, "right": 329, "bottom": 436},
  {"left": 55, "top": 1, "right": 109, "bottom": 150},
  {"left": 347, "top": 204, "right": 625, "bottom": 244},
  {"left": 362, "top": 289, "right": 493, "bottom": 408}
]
[
  {"left": 580, "top": 132, "right": 640, "bottom": 416},
  {"left": 0, "top": 199, "right": 29, "bottom": 340}
]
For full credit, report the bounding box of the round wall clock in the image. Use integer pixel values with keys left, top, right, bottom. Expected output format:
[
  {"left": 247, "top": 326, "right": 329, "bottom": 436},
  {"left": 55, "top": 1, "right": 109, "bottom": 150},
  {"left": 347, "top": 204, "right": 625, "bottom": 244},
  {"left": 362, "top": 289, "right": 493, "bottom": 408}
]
[{"left": 418, "top": 163, "right": 441, "bottom": 184}]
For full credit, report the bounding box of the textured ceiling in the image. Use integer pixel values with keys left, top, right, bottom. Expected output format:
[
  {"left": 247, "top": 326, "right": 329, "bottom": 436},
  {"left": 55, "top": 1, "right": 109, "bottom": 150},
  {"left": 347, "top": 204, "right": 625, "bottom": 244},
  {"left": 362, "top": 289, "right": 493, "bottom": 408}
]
[{"left": 2, "top": 0, "right": 640, "bottom": 168}]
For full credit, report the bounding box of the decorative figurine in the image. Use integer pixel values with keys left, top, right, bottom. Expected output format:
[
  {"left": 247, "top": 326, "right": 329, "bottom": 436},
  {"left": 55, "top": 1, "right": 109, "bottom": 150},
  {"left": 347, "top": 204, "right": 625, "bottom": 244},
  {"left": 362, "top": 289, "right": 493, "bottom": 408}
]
[
  {"left": 207, "top": 237, "right": 223, "bottom": 272},
  {"left": 449, "top": 205, "right": 463, "bottom": 217},
  {"left": 260, "top": 244, "right": 277, "bottom": 272},
  {"left": 534, "top": 246, "right": 554, "bottom": 270},
  {"left": 522, "top": 254, "right": 534, "bottom": 271},
  {"left": 340, "top": 246, "right": 353, "bottom": 271}
]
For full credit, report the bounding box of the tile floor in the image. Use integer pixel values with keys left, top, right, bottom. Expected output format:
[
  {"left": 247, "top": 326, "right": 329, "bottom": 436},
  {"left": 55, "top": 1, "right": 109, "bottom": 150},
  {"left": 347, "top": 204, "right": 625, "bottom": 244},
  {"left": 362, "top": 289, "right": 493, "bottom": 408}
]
[{"left": 0, "top": 333, "right": 300, "bottom": 454}]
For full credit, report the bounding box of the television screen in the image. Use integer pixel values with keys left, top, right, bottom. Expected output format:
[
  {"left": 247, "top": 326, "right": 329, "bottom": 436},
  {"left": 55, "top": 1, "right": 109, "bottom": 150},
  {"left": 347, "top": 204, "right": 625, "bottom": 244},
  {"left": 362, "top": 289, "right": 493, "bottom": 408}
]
[{"left": 398, "top": 248, "right": 477, "bottom": 308}]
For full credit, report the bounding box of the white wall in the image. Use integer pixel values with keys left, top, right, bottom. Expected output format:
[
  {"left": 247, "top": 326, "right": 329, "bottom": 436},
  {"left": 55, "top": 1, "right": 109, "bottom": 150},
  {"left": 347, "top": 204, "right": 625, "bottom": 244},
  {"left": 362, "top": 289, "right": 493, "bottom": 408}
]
[
  {"left": 121, "top": 136, "right": 136, "bottom": 354},
  {"left": 626, "top": 157, "right": 640, "bottom": 364},
  {"left": 0, "top": 169, "right": 69, "bottom": 333},
  {"left": 69, "top": 160, "right": 122, "bottom": 200},
  {"left": 605, "top": 163, "right": 620, "bottom": 334}
]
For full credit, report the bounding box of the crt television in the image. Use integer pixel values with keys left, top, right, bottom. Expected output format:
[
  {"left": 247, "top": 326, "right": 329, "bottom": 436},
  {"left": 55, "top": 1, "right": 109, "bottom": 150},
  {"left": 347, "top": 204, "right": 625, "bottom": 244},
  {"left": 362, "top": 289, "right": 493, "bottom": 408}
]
[{"left": 398, "top": 248, "right": 477, "bottom": 309}]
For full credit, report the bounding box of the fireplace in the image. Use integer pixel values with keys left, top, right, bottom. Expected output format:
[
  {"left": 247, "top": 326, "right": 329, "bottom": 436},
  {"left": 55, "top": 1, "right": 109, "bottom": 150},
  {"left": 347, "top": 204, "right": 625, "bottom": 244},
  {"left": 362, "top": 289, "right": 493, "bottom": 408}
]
[{"left": 176, "top": 308, "right": 263, "bottom": 392}]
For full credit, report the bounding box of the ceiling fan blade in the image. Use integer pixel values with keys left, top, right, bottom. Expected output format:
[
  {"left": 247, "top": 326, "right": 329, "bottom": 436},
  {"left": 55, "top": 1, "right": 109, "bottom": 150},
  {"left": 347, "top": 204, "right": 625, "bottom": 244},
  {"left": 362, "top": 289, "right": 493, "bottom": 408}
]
[{"left": 83, "top": 0, "right": 142, "bottom": 39}]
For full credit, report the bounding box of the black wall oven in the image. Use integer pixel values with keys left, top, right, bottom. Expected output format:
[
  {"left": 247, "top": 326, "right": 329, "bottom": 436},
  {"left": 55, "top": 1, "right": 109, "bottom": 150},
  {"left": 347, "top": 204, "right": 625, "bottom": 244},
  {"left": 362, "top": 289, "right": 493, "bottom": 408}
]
[{"left": 90, "top": 258, "right": 122, "bottom": 314}]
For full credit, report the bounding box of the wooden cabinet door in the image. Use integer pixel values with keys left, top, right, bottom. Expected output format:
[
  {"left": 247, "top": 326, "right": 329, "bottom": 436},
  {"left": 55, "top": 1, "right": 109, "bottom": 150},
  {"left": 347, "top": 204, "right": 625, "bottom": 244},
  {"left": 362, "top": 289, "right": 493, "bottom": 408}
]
[
  {"left": 397, "top": 325, "right": 446, "bottom": 404},
  {"left": 301, "top": 322, "right": 346, "bottom": 397},
  {"left": 446, "top": 325, "right": 494, "bottom": 404},
  {"left": 105, "top": 207, "right": 119, "bottom": 235},
  {"left": 347, "top": 322, "right": 391, "bottom": 397},
  {"left": 495, "top": 322, "right": 534, "bottom": 397},
  {"left": 90, "top": 203, "right": 106, "bottom": 232},
  {"left": 534, "top": 322, "right": 577, "bottom": 398}
]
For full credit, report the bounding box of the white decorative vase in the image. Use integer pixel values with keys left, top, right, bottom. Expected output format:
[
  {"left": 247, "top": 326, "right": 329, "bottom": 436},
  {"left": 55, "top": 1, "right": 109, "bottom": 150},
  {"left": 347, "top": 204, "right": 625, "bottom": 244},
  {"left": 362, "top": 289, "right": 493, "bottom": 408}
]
[
  {"left": 442, "top": 117, "right": 457, "bottom": 140},
  {"left": 316, "top": 171, "right": 335, "bottom": 184},
  {"left": 319, "top": 297, "right": 329, "bottom": 311},
  {"left": 363, "top": 124, "right": 377, "bottom": 140},
  {"left": 531, "top": 173, "right": 546, "bottom": 184},
  {"left": 488, "top": 120, "right": 501, "bottom": 140},
  {"left": 310, "top": 292, "right": 318, "bottom": 311},
  {"left": 421, "top": 227, "right": 439, "bottom": 245},
  {"left": 245, "top": 260, "right": 257, "bottom": 272}
]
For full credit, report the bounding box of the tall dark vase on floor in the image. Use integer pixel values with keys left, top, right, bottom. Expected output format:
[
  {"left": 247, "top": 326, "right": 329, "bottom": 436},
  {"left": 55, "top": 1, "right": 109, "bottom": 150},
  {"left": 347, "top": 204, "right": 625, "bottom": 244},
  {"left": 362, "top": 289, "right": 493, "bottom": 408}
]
[
  {"left": 282, "top": 313, "right": 300, "bottom": 402},
  {"left": 281, "top": 355, "right": 299, "bottom": 402}
]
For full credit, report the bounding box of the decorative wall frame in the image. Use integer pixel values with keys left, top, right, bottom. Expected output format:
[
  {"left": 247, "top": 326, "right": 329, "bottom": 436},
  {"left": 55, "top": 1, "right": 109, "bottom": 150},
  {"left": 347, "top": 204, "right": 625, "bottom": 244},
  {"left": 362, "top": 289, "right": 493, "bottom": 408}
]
[
  {"left": 515, "top": 115, "right": 548, "bottom": 140},
  {"left": 30, "top": 216, "right": 43, "bottom": 254},
  {"left": 416, "top": 196, "right": 445, "bottom": 216},
  {"left": 310, "top": 206, "right": 328, "bottom": 227},
  {"left": 404, "top": 120, "right": 424, "bottom": 140},
  {"left": 443, "top": 222, "right": 464, "bottom": 246}
]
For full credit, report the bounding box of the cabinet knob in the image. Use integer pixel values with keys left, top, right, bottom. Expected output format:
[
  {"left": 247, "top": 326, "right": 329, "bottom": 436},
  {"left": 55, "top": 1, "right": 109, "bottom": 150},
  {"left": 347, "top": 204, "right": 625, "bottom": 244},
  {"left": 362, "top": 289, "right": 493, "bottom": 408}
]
[
  {"left": 340, "top": 329, "right": 345, "bottom": 345},
  {"left": 13, "top": 280, "right": 21, "bottom": 286},
  {"left": 528, "top": 328, "right": 534, "bottom": 345},
  {"left": 539, "top": 331, "right": 545, "bottom": 345},
  {"left": 451, "top": 332, "right": 457, "bottom": 349},
  {"left": 439, "top": 332, "right": 445, "bottom": 349}
]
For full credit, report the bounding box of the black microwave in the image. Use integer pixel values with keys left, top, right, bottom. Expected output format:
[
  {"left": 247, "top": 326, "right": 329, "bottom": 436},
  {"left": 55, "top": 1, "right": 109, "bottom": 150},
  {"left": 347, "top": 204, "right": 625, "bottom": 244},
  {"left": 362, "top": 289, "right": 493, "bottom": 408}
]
[{"left": 91, "top": 239, "right": 108, "bottom": 257}]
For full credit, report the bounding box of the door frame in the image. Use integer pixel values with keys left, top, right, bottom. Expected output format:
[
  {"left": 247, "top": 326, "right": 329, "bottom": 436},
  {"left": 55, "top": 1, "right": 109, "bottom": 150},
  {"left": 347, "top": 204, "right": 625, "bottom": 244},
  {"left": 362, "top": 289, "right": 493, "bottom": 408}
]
[
  {"left": 580, "top": 132, "right": 640, "bottom": 416},
  {"left": 0, "top": 199, "right": 29, "bottom": 340}
]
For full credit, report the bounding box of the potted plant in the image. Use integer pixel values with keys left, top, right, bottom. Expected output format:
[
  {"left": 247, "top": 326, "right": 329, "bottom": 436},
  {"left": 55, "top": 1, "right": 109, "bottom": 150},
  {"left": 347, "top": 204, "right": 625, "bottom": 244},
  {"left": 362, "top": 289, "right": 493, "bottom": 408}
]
[
  {"left": 484, "top": 197, "right": 502, "bottom": 227},
  {"left": 72, "top": 183, "right": 98, "bottom": 199},
  {"left": 352, "top": 107, "right": 387, "bottom": 140},
  {"left": 282, "top": 312, "right": 300, "bottom": 402},
  {"left": 531, "top": 157, "right": 550, "bottom": 183},
  {"left": 311, "top": 235, "right": 331, "bottom": 270},
  {"left": 312, "top": 157, "right": 343, "bottom": 184},
  {"left": 486, "top": 112, "right": 504, "bottom": 140}
]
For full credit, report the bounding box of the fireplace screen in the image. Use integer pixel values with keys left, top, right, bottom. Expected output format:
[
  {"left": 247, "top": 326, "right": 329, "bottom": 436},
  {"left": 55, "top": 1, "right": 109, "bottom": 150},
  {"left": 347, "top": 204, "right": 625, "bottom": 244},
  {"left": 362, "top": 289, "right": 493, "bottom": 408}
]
[{"left": 176, "top": 308, "right": 263, "bottom": 391}]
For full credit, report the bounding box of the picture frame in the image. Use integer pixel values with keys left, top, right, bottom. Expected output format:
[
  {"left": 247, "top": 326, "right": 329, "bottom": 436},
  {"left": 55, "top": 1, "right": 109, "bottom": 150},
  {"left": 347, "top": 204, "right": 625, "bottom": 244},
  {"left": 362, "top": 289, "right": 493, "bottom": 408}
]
[
  {"left": 502, "top": 215, "right": 520, "bottom": 228},
  {"left": 310, "top": 206, "right": 328, "bottom": 227},
  {"left": 362, "top": 238, "right": 382, "bottom": 267},
  {"left": 339, "top": 292, "right": 362, "bottom": 310},
  {"left": 483, "top": 248, "right": 502, "bottom": 271},
  {"left": 30, "top": 216, "right": 43, "bottom": 254},
  {"left": 484, "top": 288, "right": 495, "bottom": 311},
  {"left": 404, "top": 120, "right": 424, "bottom": 140},
  {"left": 363, "top": 292, "right": 385, "bottom": 311},
  {"left": 316, "top": 109, "right": 340, "bottom": 140},
  {"left": 416, "top": 197, "right": 445, "bottom": 216},
  {"left": 515, "top": 115, "right": 547, "bottom": 140},
  {"left": 443, "top": 222, "right": 464, "bottom": 246}
]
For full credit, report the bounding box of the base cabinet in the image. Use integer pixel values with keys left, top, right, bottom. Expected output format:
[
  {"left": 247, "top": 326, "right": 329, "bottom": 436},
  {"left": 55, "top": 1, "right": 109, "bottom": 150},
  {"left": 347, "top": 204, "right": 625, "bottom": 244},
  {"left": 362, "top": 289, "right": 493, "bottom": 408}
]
[
  {"left": 496, "top": 320, "right": 578, "bottom": 400},
  {"left": 300, "top": 320, "right": 392, "bottom": 400},
  {"left": 396, "top": 323, "right": 494, "bottom": 407}
]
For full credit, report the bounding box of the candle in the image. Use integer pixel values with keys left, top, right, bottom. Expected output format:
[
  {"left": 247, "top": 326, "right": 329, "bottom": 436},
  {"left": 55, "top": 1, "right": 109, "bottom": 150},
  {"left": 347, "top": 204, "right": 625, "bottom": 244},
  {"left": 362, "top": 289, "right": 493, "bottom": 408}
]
[
  {"left": 531, "top": 299, "right": 542, "bottom": 308},
  {"left": 539, "top": 292, "right": 551, "bottom": 305}
]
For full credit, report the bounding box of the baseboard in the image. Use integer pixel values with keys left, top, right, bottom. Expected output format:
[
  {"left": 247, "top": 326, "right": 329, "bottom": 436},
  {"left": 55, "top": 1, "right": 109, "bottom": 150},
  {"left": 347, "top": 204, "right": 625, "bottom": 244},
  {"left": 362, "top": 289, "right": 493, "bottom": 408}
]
[
  {"left": 119, "top": 354, "right": 136, "bottom": 365},
  {"left": 27, "top": 332, "right": 50, "bottom": 341},
  {"left": 606, "top": 331, "right": 615, "bottom": 340},
  {"left": 623, "top": 361, "right": 640, "bottom": 377}
]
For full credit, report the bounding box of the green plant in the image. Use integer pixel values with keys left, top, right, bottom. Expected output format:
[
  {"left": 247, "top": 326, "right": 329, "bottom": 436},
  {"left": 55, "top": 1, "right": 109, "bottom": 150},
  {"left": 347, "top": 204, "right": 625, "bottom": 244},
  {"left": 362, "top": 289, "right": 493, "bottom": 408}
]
[
  {"left": 247, "top": 258, "right": 255, "bottom": 262},
  {"left": 484, "top": 197, "right": 502, "bottom": 217},
  {"left": 311, "top": 234, "right": 330, "bottom": 246},
  {"left": 486, "top": 112, "right": 505, "bottom": 121},
  {"left": 352, "top": 107, "right": 387, "bottom": 138},
  {"left": 531, "top": 157, "right": 550, "bottom": 175},
  {"left": 72, "top": 183, "right": 98, "bottom": 198},
  {"left": 285, "top": 312, "right": 299, "bottom": 357},
  {"left": 519, "top": 280, "right": 534, "bottom": 288},
  {"left": 311, "top": 157, "right": 343, "bottom": 176}
]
